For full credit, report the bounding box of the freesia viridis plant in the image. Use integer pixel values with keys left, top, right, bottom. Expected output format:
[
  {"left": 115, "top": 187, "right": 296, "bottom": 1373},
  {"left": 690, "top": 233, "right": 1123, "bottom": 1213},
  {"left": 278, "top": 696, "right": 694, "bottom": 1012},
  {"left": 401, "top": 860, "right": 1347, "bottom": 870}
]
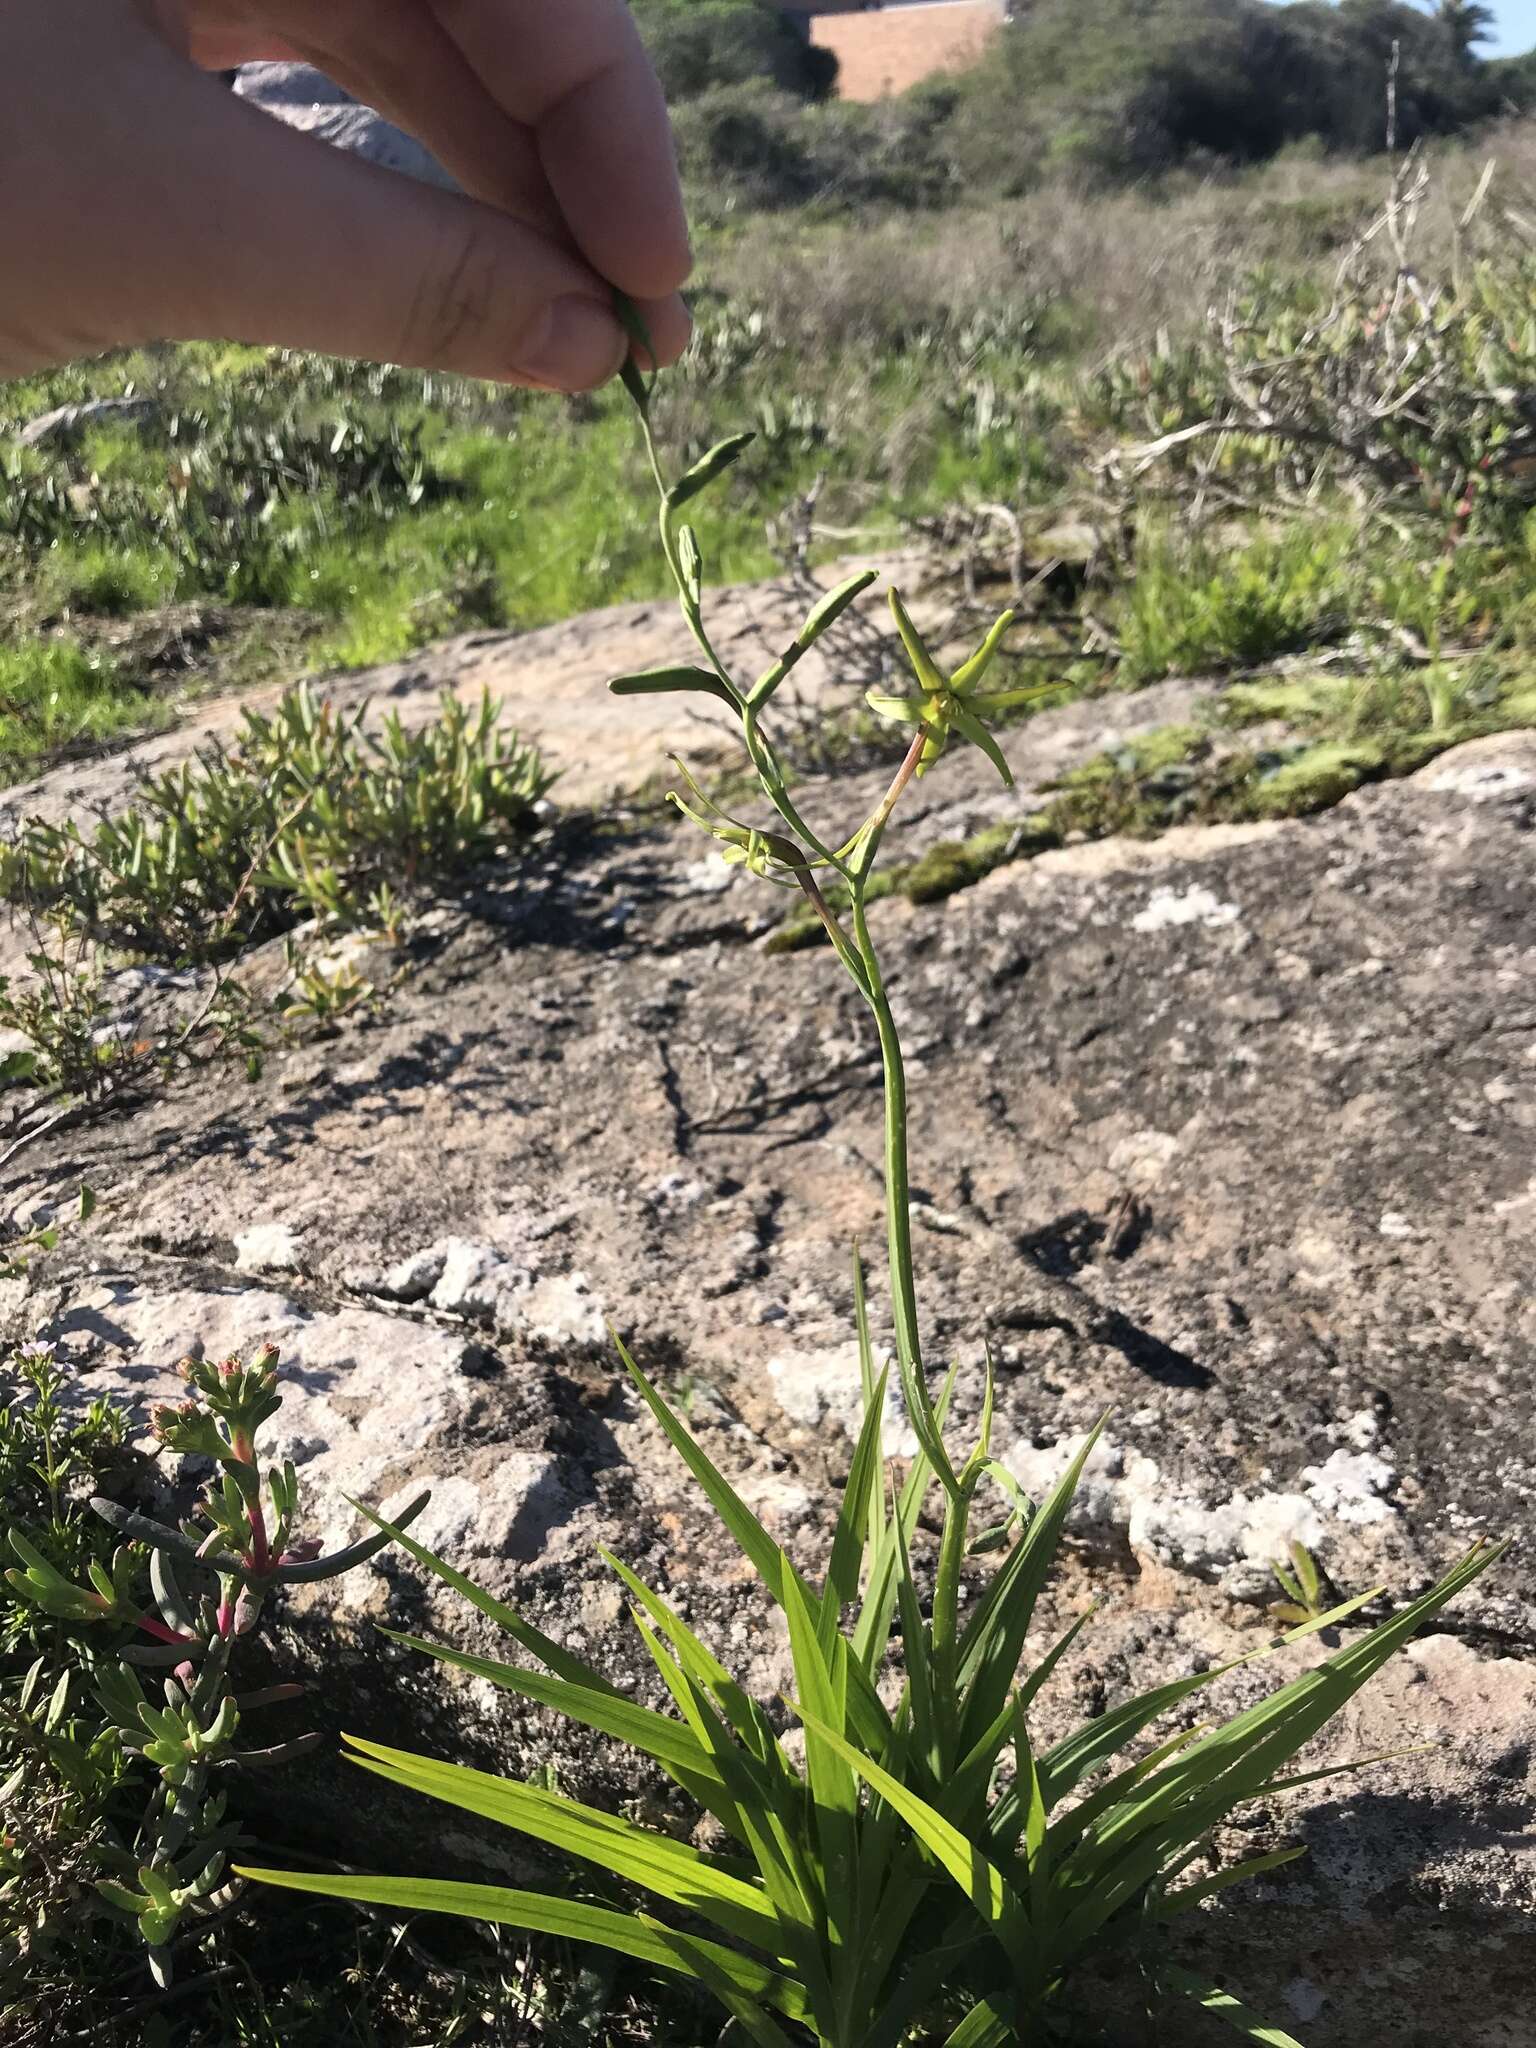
[{"left": 240, "top": 324, "right": 1503, "bottom": 2047}]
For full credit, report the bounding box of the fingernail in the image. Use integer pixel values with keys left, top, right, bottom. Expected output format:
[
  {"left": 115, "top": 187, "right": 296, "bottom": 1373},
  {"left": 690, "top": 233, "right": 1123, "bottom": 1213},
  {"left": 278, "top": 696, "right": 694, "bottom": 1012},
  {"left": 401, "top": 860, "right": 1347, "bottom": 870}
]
[{"left": 519, "top": 295, "right": 627, "bottom": 392}]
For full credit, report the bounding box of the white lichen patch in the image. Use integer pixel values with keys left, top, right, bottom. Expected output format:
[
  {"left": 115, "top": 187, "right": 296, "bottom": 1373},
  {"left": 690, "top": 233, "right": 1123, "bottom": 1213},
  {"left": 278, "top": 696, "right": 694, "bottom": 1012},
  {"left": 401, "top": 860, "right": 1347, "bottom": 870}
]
[
  {"left": 233, "top": 1222, "right": 302, "bottom": 1273},
  {"left": 1426, "top": 757, "right": 1532, "bottom": 800},
  {"left": 1130, "top": 883, "right": 1241, "bottom": 933},
  {"left": 1301, "top": 1447, "right": 1396, "bottom": 1524},
  {"left": 767, "top": 1340, "right": 917, "bottom": 1455},
  {"left": 1002, "top": 1426, "right": 1400, "bottom": 1595}
]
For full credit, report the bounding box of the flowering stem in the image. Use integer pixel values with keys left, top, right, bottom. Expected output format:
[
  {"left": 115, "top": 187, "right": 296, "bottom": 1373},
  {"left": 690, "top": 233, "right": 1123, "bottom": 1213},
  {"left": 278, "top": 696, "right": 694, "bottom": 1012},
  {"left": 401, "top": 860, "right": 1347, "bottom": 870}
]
[
  {"left": 852, "top": 727, "right": 929, "bottom": 880},
  {"left": 850, "top": 888, "right": 957, "bottom": 1497},
  {"left": 794, "top": 868, "right": 868, "bottom": 992}
]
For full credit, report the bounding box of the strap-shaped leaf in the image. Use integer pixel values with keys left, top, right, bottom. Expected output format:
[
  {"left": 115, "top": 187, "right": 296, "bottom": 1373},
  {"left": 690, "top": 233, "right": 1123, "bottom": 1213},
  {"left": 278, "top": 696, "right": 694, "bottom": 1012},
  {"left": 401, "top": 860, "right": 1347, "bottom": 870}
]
[
  {"left": 943, "top": 1997, "right": 1017, "bottom": 2048},
  {"left": 233, "top": 1868, "right": 810, "bottom": 2023},
  {"left": 1154, "top": 1844, "right": 1307, "bottom": 1918},
  {"left": 601, "top": 1548, "right": 778, "bottom": 1761},
  {"left": 852, "top": 1361, "right": 957, "bottom": 1677},
  {"left": 622, "top": 1342, "right": 898, "bottom": 1758},
  {"left": 348, "top": 1497, "right": 614, "bottom": 1693},
  {"left": 1012, "top": 1702, "right": 1052, "bottom": 1930},
  {"left": 649, "top": 1633, "right": 837, "bottom": 2018},
  {"left": 1161, "top": 1967, "right": 1305, "bottom": 2046},
  {"left": 892, "top": 1487, "right": 938, "bottom": 1771},
  {"left": 643, "top": 1919, "right": 798, "bottom": 2047},
  {"left": 622, "top": 1342, "right": 792, "bottom": 1599},
  {"left": 1035, "top": 1722, "right": 1206, "bottom": 1866},
  {"left": 609, "top": 664, "right": 738, "bottom": 709},
  {"left": 1027, "top": 1578, "right": 1381, "bottom": 1833},
  {"left": 956, "top": 1418, "right": 1106, "bottom": 1753},
  {"left": 1052, "top": 1543, "right": 1502, "bottom": 1955},
  {"left": 782, "top": 1566, "right": 858, "bottom": 1960},
  {"left": 944, "top": 1694, "right": 1023, "bottom": 1854},
  {"left": 667, "top": 433, "right": 756, "bottom": 511},
  {"left": 376, "top": 1628, "right": 718, "bottom": 1782},
  {"left": 1016, "top": 1602, "right": 1096, "bottom": 1718},
  {"left": 823, "top": 1363, "right": 889, "bottom": 1629},
  {"left": 793, "top": 1707, "right": 1038, "bottom": 1988},
  {"left": 343, "top": 1738, "right": 779, "bottom": 1951}
]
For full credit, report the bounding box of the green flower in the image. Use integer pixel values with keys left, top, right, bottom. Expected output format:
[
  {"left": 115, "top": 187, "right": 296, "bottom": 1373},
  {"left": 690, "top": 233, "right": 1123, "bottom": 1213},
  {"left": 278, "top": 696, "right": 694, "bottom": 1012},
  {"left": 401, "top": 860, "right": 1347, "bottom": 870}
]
[
  {"left": 867, "top": 591, "right": 1044, "bottom": 785},
  {"left": 667, "top": 759, "right": 807, "bottom": 886}
]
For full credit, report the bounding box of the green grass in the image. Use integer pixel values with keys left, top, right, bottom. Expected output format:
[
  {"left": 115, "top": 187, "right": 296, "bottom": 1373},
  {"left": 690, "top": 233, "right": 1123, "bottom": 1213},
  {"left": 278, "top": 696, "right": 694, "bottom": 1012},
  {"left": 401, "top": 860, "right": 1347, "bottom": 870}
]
[
  {"left": 0, "top": 639, "right": 154, "bottom": 769},
  {"left": 1114, "top": 521, "right": 1356, "bottom": 684}
]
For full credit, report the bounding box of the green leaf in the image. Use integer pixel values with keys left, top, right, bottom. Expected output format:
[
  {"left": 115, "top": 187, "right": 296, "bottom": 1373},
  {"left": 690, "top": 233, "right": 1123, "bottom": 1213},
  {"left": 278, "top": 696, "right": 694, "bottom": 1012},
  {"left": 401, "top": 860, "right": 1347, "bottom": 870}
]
[
  {"left": 622, "top": 1344, "right": 834, "bottom": 1646},
  {"left": 642, "top": 1919, "right": 799, "bottom": 2047},
  {"left": 77, "top": 1183, "right": 96, "bottom": 1223},
  {"left": 852, "top": 1362, "right": 957, "bottom": 1677},
  {"left": 1051, "top": 1543, "right": 1503, "bottom": 1957},
  {"left": 957, "top": 1419, "right": 1106, "bottom": 1756},
  {"left": 892, "top": 1486, "right": 937, "bottom": 1769},
  {"left": 667, "top": 434, "right": 756, "bottom": 512},
  {"left": 943, "top": 1997, "right": 1017, "bottom": 2048},
  {"left": 1257, "top": 1740, "right": 1438, "bottom": 1798},
  {"left": 609, "top": 664, "right": 738, "bottom": 708},
  {"left": 376, "top": 1629, "right": 721, "bottom": 1785},
  {"left": 793, "top": 1706, "right": 1038, "bottom": 1988},
  {"left": 347, "top": 1498, "right": 614, "bottom": 1692},
  {"left": 781, "top": 1567, "right": 858, "bottom": 1956},
  {"left": 234, "top": 1869, "right": 810, "bottom": 2022},
  {"left": 636, "top": 1629, "right": 834, "bottom": 2014},
  {"left": 1155, "top": 1844, "right": 1307, "bottom": 1917},
  {"left": 343, "top": 1737, "right": 780, "bottom": 1951},
  {"left": 0, "top": 1050, "right": 37, "bottom": 1085},
  {"left": 823, "top": 1362, "right": 888, "bottom": 1627},
  {"left": 1012, "top": 1701, "right": 1051, "bottom": 1929},
  {"left": 601, "top": 1548, "right": 784, "bottom": 1773},
  {"left": 1161, "top": 1967, "right": 1306, "bottom": 2045},
  {"left": 1016, "top": 1602, "right": 1096, "bottom": 1719}
]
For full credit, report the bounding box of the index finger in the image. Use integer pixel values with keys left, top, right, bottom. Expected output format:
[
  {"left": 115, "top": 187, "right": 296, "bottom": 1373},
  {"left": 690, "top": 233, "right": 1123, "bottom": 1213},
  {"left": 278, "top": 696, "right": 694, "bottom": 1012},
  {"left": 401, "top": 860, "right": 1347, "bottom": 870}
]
[{"left": 429, "top": 0, "right": 691, "bottom": 301}]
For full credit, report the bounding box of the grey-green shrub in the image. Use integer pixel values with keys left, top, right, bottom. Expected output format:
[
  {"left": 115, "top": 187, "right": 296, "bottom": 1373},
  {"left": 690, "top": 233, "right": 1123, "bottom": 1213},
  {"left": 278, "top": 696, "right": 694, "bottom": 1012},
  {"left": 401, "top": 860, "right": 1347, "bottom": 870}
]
[{"left": 2, "top": 681, "right": 552, "bottom": 964}]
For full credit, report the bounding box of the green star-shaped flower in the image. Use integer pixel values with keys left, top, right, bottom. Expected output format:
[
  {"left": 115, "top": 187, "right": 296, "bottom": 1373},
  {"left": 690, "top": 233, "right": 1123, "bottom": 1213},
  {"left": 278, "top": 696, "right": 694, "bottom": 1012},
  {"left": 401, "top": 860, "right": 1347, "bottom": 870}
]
[
  {"left": 667, "top": 758, "right": 806, "bottom": 886},
  {"left": 867, "top": 591, "right": 1043, "bottom": 786}
]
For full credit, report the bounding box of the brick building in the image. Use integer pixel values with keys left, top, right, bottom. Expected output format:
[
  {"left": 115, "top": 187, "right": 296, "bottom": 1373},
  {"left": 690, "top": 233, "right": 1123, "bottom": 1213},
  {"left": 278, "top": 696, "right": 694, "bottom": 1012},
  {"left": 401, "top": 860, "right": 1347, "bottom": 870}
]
[{"left": 792, "top": 0, "right": 1007, "bottom": 102}]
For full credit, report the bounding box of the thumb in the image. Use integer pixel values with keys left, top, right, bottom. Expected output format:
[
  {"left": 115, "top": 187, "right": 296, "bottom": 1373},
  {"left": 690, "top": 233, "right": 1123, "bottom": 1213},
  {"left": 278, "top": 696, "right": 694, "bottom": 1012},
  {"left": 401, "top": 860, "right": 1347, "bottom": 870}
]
[{"left": 0, "top": 4, "right": 659, "bottom": 389}]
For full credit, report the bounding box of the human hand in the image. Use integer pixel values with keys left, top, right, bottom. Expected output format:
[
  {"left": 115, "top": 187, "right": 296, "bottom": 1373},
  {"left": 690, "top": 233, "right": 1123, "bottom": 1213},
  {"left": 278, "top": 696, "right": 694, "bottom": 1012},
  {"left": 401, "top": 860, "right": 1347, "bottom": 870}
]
[{"left": 0, "top": 1, "right": 692, "bottom": 390}]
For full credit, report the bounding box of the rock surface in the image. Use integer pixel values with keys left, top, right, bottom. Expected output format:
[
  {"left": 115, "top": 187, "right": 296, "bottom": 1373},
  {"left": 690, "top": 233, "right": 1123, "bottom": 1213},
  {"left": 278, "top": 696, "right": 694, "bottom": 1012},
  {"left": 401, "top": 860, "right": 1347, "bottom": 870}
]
[
  {"left": 1, "top": 584, "right": 1533, "bottom": 2042},
  {"left": 234, "top": 62, "right": 454, "bottom": 189}
]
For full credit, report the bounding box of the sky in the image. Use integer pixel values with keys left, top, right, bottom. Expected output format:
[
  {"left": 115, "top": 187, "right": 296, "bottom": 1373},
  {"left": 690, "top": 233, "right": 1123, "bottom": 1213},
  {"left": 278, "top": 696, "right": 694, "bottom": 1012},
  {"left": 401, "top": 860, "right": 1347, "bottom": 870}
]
[{"left": 1487, "top": 0, "right": 1536, "bottom": 55}]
